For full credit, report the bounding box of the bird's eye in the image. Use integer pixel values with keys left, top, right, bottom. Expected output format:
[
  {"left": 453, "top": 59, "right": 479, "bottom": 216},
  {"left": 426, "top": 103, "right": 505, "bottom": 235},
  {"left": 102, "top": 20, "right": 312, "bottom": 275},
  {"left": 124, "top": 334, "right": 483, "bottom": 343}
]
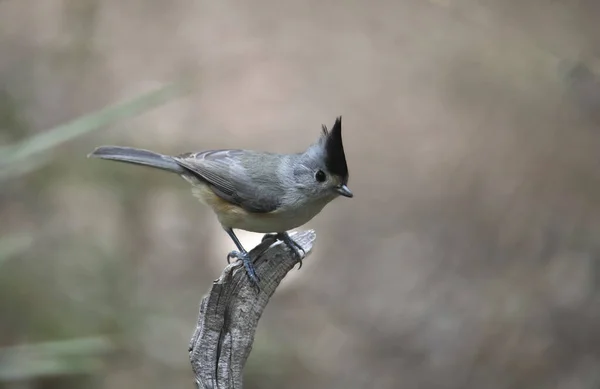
[{"left": 315, "top": 170, "right": 327, "bottom": 182}]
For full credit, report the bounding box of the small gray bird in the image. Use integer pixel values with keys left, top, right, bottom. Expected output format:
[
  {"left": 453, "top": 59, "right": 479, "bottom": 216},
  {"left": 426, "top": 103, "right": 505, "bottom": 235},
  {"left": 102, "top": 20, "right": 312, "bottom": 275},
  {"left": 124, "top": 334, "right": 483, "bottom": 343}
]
[{"left": 88, "top": 116, "right": 352, "bottom": 288}]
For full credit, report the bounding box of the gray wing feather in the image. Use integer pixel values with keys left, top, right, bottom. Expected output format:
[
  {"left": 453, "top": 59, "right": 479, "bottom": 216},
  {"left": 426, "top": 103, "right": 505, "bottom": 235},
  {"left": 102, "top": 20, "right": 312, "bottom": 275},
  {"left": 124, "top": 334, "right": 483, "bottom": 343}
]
[{"left": 173, "top": 149, "right": 281, "bottom": 213}]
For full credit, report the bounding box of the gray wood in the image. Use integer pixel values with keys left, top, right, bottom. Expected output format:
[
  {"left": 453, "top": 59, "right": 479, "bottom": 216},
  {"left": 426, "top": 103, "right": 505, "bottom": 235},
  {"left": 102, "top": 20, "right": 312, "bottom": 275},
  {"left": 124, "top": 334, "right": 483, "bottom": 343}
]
[{"left": 188, "top": 230, "right": 316, "bottom": 389}]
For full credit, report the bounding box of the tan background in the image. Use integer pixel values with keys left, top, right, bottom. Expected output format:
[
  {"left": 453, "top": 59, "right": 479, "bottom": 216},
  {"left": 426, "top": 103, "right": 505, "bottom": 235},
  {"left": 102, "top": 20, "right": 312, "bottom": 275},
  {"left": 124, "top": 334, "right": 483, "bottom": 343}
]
[{"left": 2, "top": 0, "right": 600, "bottom": 388}]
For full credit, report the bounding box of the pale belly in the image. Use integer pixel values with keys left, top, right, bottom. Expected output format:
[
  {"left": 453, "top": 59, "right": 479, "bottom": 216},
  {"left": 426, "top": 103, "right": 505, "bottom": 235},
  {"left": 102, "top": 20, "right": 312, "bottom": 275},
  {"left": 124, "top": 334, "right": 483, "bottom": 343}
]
[
  {"left": 185, "top": 175, "right": 333, "bottom": 233},
  {"left": 220, "top": 201, "right": 329, "bottom": 233}
]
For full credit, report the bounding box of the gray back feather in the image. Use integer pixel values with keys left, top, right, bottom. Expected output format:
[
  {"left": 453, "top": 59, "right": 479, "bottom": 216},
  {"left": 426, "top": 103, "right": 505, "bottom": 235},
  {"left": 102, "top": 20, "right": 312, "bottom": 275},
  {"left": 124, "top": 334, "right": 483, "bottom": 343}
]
[{"left": 174, "top": 150, "right": 286, "bottom": 213}]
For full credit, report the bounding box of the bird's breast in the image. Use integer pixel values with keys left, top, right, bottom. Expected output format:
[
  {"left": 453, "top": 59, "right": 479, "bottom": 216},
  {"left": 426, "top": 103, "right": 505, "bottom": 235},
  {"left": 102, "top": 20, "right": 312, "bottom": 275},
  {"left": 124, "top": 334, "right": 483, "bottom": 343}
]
[
  {"left": 225, "top": 200, "right": 326, "bottom": 233},
  {"left": 185, "top": 175, "right": 331, "bottom": 233}
]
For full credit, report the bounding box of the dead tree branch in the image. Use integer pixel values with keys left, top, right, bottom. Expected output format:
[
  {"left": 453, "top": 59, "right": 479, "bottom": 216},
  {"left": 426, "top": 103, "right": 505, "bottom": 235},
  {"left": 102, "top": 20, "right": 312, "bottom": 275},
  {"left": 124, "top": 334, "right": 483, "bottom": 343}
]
[{"left": 188, "top": 230, "right": 316, "bottom": 389}]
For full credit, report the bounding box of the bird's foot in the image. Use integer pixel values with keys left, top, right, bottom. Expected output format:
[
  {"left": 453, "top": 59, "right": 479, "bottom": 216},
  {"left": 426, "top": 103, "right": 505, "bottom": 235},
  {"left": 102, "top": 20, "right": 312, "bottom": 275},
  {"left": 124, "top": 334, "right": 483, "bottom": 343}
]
[
  {"left": 262, "top": 232, "right": 306, "bottom": 269},
  {"left": 227, "top": 250, "right": 260, "bottom": 289}
]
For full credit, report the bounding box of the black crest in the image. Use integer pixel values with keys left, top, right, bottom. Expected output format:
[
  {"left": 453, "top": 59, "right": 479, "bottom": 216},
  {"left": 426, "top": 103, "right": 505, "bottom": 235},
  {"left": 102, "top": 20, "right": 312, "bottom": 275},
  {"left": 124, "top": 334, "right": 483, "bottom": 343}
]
[{"left": 321, "top": 116, "right": 349, "bottom": 182}]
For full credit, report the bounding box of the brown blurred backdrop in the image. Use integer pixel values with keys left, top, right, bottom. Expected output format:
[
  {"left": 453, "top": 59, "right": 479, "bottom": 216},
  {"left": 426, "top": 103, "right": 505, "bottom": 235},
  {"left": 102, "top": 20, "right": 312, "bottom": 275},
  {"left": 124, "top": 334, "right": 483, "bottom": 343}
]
[{"left": 2, "top": 0, "right": 600, "bottom": 388}]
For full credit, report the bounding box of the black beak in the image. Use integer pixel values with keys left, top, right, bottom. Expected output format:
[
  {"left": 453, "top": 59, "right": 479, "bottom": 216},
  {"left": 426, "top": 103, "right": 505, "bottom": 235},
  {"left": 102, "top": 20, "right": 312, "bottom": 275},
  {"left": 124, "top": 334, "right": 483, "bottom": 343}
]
[{"left": 336, "top": 184, "right": 353, "bottom": 198}]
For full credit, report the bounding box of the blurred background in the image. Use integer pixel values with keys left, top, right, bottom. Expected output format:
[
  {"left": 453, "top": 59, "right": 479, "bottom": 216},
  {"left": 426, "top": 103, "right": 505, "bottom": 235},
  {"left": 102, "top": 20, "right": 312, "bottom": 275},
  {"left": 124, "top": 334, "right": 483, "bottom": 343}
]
[{"left": 2, "top": 0, "right": 600, "bottom": 388}]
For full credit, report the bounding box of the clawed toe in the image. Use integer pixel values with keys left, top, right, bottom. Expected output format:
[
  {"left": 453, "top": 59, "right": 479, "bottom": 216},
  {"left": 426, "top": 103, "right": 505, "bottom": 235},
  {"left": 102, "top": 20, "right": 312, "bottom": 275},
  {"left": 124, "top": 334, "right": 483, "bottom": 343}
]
[
  {"left": 227, "top": 250, "right": 237, "bottom": 264},
  {"left": 226, "top": 250, "right": 261, "bottom": 288},
  {"left": 274, "top": 233, "right": 306, "bottom": 270}
]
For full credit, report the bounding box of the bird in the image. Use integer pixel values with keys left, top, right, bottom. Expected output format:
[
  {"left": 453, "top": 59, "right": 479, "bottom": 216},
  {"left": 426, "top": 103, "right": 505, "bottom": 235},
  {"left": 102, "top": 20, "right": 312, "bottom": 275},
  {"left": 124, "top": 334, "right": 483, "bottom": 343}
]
[{"left": 88, "top": 116, "right": 352, "bottom": 288}]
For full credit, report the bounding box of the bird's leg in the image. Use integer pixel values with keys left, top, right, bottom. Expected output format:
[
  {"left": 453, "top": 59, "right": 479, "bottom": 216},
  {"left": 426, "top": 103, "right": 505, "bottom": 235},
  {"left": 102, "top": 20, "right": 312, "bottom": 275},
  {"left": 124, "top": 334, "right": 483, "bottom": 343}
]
[
  {"left": 261, "top": 232, "right": 306, "bottom": 269},
  {"left": 280, "top": 232, "right": 306, "bottom": 269},
  {"left": 225, "top": 228, "right": 260, "bottom": 288}
]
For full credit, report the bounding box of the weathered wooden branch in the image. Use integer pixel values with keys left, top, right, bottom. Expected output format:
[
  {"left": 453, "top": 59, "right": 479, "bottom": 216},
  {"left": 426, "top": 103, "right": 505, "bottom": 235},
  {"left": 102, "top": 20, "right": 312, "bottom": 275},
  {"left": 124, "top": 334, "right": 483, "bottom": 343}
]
[{"left": 188, "top": 230, "right": 316, "bottom": 389}]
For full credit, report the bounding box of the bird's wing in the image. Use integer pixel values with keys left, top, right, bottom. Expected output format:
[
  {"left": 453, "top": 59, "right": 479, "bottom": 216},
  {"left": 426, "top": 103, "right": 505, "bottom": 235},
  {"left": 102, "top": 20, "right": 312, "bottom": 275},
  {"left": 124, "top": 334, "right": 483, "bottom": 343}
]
[{"left": 173, "top": 149, "right": 281, "bottom": 213}]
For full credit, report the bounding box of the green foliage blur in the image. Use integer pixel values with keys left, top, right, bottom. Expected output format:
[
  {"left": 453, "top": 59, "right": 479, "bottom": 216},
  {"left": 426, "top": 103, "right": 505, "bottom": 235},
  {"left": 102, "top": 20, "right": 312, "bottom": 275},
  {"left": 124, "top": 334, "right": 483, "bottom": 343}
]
[{"left": 0, "top": 82, "right": 188, "bottom": 387}]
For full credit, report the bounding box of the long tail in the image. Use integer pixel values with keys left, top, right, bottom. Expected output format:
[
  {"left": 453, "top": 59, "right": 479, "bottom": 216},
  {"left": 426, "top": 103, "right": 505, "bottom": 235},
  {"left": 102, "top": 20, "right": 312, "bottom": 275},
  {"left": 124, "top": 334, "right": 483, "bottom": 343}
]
[{"left": 88, "top": 146, "right": 186, "bottom": 174}]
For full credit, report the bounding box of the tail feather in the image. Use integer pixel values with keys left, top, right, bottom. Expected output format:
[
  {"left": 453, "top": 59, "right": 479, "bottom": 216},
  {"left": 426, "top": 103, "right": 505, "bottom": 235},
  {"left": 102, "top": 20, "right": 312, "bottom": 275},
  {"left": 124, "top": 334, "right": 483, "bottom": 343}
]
[{"left": 88, "top": 146, "right": 186, "bottom": 174}]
